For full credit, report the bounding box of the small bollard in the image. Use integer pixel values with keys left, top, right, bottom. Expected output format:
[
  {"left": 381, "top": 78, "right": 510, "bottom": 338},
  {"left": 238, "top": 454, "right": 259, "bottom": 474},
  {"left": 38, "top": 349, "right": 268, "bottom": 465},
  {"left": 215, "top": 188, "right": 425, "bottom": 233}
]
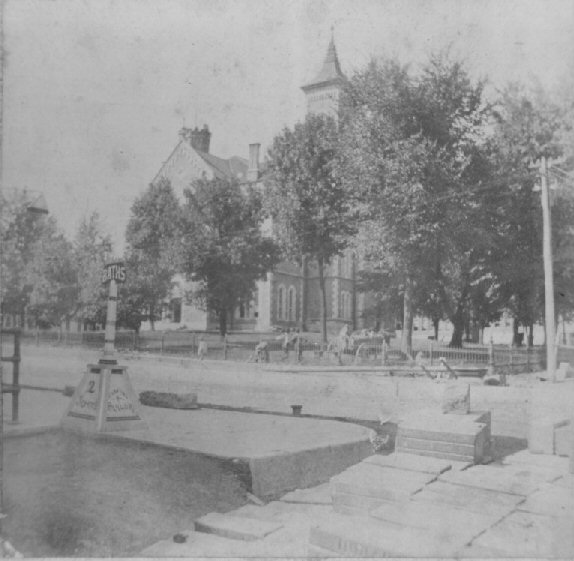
[
  {"left": 173, "top": 533, "right": 188, "bottom": 544},
  {"left": 291, "top": 405, "right": 303, "bottom": 416},
  {"left": 63, "top": 385, "right": 76, "bottom": 397}
]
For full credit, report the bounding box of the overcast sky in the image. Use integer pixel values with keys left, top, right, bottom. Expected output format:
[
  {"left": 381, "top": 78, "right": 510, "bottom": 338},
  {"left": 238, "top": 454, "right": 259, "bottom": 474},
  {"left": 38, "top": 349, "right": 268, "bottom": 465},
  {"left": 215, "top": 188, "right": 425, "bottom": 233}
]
[{"left": 3, "top": 0, "right": 573, "bottom": 251}]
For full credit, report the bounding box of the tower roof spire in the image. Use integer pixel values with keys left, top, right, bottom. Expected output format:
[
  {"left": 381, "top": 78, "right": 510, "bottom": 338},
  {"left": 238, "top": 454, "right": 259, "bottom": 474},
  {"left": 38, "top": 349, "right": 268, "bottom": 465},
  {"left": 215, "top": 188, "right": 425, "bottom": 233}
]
[{"left": 301, "top": 33, "right": 345, "bottom": 91}]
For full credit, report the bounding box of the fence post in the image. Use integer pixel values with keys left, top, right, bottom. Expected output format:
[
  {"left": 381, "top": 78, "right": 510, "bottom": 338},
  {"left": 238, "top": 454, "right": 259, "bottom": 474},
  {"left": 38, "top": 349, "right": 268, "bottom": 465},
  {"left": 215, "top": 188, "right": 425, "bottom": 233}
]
[
  {"left": 223, "top": 334, "right": 228, "bottom": 360},
  {"left": 381, "top": 341, "right": 387, "bottom": 366},
  {"left": 12, "top": 330, "right": 21, "bottom": 422},
  {"left": 487, "top": 338, "right": 495, "bottom": 377},
  {"left": 428, "top": 339, "right": 434, "bottom": 366},
  {"left": 296, "top": 335, "right": 301, "bottom": 362},
  {"left": 160, "top": 332, "right": 165, "bottom": 354}
]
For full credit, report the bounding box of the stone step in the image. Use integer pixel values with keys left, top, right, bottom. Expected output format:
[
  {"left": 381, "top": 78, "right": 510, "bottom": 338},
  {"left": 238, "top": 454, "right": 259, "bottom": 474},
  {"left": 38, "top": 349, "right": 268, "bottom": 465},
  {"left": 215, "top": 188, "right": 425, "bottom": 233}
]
[
  {"left": 439, "top": 464, "right": 555, "bottom": 496},
  {"left": 194, "top": 512, "right": 283, "bottom": 541},
  {"left": 330, "top": 463, "right": 436, "bottom": 502},
  {"left": 517, "top": 484, "right": 574, "bottom": 517},
  {"left": 280, "top": 483, "right": 332, "bottom": 505},
  {"left": 370, "top": 499, "right": 504, "bottom": 545},
  {"left": 396, "top": 435, "right": 476, "bottom": 459},
  {"left": 398, "top": 424, "right": 486, "bottom": 445},
  {"left": 309, "top": 513, "right": 464, "bottom": 557},
  {"left": 331, "top": 490, "right": 393, "bottom": 515},
  {"left": 395, "top": 443, "right": 475, "bottom": 463},
  {"left": 502, "top": 449, "right": 570, "bottom": 470},
  {"left": 412, "top": 480, "right": 524, "bottom": 518},
  {"left": 361, "top": 452, "right": 453, "bottom": 475},
  {"left": 470, "top": 511, "right": 574, "bottom": 558}
]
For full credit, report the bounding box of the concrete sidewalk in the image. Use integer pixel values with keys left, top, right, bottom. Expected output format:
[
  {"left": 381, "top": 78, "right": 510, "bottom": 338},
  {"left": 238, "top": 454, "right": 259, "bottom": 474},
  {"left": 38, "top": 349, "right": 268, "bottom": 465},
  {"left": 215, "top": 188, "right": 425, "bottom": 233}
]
[{"left": 3, "top": 388, "right": 373, "bottom": 498}]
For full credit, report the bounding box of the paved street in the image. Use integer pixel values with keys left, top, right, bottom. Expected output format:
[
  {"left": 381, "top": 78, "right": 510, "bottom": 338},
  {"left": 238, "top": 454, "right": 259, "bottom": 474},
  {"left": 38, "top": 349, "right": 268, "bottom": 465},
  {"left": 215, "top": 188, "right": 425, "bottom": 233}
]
[{"left": 16, "top": 344, "right": 534, "bottom": 438}]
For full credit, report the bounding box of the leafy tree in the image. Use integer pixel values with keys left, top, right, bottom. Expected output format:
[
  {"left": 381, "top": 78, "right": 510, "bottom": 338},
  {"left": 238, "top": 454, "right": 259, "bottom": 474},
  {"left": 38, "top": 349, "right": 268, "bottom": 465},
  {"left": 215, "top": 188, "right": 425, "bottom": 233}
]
[
  {"left": 338, "top": 53, "right": 507, "bottom": 349},
  {"left": 124, "top": 179, "right": 182, "bottom": 330},
  {"left": 1, "top": 191, "right": 49, "bottom": 327},
  {"left": 74, "top": 212, "right": 112, "bottom": 330},
  {"left": 265, "top": 113, "right": 356, "bottom": 346},
  {"left": 181, "top": 177, "right": 279, "bottom": 336},
  {"left": 490, "top": 83, "right": 572, "bottom": 345},
  {"left": 27, "top": 221, "right": 78, "bottom": 333},
  {"left": 338, "top": 58, "right": 453, "bottom": 350}
]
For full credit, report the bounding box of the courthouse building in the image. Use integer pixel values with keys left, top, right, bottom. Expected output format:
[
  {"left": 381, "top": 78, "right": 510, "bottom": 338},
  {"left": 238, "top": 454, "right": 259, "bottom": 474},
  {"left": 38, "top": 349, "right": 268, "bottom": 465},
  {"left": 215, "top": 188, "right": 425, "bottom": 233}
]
[{"left": 152, "top": 38, "right": 367, "bottom": 334}]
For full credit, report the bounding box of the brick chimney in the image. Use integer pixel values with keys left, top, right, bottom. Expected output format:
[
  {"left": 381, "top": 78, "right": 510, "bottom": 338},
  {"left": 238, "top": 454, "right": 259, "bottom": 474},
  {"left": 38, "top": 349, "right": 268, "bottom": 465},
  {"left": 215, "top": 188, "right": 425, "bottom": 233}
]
[
  {"left": 179, "top": 124, "right": 211, "bottom": 153},
  {"left": 247, "top": 143, "right": 260, "bottom": 182}
]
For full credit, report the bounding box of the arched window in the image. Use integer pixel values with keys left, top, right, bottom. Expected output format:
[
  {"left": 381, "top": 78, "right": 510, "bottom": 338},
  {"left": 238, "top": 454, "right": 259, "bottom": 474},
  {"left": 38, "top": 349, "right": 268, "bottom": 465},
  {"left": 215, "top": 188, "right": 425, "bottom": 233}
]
[
  {"left": 277, "top": 285, "right": 285, "bottom": 320},
  {"left": 288, "top": 286, "right": 296, "bottom": 322},
  {"left": 341, "top": 291, "right": 351, "bottom": 320}
]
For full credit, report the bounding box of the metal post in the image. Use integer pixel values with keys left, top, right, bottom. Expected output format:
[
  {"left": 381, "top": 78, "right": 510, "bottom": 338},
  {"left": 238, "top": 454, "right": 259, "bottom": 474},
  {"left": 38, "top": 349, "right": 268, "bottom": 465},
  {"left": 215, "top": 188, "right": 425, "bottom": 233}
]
[
  {"left": 12, "top": 331, "right": 20, "bottom": 422},
  {"left": 102, "top": 279, "right": 118, "bottom": 362},
  {"left": 540, "top": 157, "right": 556, "bottom": 381}
]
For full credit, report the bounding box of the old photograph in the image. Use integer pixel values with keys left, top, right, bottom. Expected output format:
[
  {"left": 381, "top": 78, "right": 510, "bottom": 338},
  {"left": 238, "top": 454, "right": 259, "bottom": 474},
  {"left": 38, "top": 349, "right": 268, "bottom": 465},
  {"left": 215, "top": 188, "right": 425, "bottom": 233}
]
[{"left": 1, "top": 0, "right": 573, "bottom": 557}]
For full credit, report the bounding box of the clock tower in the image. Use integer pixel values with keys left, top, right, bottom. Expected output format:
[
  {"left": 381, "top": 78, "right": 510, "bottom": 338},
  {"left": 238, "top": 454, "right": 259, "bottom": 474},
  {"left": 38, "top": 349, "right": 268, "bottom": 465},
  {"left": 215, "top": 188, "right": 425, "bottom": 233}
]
[{"left": 301, "top": 34, "right": 346, "bottom": 118}]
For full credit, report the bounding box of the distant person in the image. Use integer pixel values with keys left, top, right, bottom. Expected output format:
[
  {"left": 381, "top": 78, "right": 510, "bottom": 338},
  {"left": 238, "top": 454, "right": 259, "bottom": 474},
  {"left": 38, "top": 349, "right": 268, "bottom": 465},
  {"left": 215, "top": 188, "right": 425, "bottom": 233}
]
[
  {"left": 281, "top": 329, "right": 291, "bottom": 359},
  {"left": 197, "top": 337, "right": 208, "bottom": 360},
  {"left": 255, "top": 340, "right": 269, "bottom": 363}
]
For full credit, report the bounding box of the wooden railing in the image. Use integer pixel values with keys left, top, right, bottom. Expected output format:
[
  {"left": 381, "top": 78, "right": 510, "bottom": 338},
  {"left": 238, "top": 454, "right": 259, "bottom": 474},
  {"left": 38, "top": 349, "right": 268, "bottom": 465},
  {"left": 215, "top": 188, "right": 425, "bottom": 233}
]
[{"left": 1, "top": 328, "right": 21, "bottom": 422}]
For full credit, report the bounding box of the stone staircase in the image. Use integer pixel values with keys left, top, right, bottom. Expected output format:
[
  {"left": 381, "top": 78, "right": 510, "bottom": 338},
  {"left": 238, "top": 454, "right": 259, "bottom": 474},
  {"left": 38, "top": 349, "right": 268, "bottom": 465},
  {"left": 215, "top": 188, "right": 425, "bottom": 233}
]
[
  {"left": 140, "top": 449, "right": 573, "bottom": 558},
  {"left": 395, "top": 410, "right": 492, "bottom": 463}
]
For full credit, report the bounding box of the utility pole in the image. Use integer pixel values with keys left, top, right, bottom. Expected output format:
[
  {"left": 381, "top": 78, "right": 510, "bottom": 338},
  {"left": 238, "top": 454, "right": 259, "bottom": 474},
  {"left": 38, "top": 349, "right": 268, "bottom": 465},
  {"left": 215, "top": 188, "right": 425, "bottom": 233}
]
[{"left": 539, "top": 156, "right": 556, "bottom": 382}]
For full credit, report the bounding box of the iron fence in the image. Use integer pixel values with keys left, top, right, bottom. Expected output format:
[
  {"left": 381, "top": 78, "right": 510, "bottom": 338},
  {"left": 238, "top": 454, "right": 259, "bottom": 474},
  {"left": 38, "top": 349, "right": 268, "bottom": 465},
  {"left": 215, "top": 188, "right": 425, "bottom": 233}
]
[{"left": 20, "top": 328, "right": 546, "bottom": 373}]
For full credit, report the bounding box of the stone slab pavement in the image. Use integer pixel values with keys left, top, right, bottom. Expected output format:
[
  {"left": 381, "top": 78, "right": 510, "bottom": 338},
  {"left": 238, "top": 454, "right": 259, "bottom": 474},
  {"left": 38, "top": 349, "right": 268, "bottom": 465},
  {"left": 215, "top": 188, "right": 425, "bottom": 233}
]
[{"left": 141, "top": 451, "right": 574, "bottom": 558}]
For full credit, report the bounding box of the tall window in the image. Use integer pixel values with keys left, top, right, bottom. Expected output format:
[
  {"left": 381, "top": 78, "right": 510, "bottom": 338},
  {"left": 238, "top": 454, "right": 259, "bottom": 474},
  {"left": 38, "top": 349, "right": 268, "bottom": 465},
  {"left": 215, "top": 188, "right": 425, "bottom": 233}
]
[
  {"left": 277, "top": 285, "right": 285, "bottom": 320},
  {"left": 288, "top": 286, "right": 296, "bottom": 322},
  {"left": 340, "top": 291, "right": 351, "bottom": 320}
]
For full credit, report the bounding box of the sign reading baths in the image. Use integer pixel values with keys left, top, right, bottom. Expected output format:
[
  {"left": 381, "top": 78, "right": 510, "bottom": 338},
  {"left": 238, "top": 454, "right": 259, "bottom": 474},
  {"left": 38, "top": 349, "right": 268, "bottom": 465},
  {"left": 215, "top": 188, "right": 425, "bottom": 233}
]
[{"left": 102, "top": 262, "right": 126, "bottom": 284}]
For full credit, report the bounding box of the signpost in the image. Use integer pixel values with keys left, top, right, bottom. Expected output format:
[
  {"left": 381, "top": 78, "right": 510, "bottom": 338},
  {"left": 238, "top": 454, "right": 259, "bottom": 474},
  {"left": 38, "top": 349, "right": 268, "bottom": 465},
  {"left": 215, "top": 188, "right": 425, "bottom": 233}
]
[
  {"left": 101, "top": 262, "right": 126, "bottom": 362},
  {"left": 61, "top": 262, "right": 147, "bottom": 433}
]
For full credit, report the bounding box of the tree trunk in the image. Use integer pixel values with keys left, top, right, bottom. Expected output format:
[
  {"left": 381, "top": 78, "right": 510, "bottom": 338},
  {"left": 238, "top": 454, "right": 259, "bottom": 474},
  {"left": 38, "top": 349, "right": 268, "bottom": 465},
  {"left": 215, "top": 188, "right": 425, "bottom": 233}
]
[
  {"left": 432, "top": 317, "right": 440, "bottom": 341},
  {"left": 218, "top": 309, "right": 227, "bottom": 336},
  {"left": 470, "top": 320, "right": 480, "bottom": 344},
  {"left": 527, "top": 322, "right": 534, "bottom": 347},
  {"left": 401, "top": 279, "right": 414, "bottom": 355},
  {"left": 511, "top": 317, "right": 520, "bottom": 347},
  {"left": 449, "top": 303, "right": 465, "bottom": 348},
  {"left": 318, "top": 257, "right": 328, "bottom": 351},
  {"left": 300, "top": 256, "right": 307, "bottom": 332}
]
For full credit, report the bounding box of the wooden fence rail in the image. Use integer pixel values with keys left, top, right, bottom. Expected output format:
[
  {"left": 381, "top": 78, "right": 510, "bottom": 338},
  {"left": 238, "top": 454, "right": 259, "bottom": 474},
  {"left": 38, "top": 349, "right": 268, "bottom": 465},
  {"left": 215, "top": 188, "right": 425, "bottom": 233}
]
[{"left": 1, "top": 328, "right": 21, "bottom": 422}]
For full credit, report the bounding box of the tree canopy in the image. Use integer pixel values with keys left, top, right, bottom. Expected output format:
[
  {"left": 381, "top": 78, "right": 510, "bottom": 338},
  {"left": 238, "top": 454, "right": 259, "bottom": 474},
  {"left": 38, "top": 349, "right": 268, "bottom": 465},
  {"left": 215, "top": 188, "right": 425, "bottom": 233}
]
[
  {"left": 180, "top": 177, "right": 280, "bottom": 335},
  {"left": 265, "top": 113, "right": 357, "bottom": 343},
  {"left": 123, "top": 179, "right": 183, "bottom": 330}
]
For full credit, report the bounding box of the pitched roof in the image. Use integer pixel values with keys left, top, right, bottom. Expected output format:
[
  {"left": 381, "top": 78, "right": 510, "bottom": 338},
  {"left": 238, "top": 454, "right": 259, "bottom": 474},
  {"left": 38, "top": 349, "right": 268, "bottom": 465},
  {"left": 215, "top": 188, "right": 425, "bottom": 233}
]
[
  {"left": 301, "top": 37, "right": 346, "bottom": 91},
  {"left": 195, "top": 150, "right": 248, "bottom": 180}
]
